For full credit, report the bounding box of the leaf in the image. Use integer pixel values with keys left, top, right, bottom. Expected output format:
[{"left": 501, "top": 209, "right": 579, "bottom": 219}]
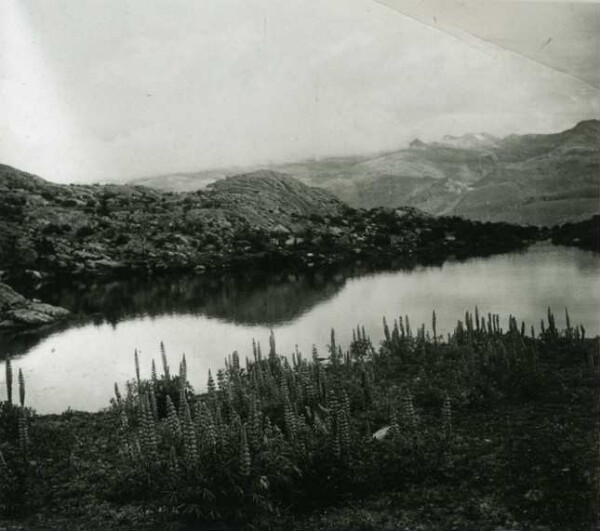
[{"left": 201, "top": 487, "right": 216, "bottom": 502}]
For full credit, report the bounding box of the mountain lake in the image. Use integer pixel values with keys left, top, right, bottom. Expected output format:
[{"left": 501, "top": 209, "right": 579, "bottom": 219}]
[{"left": 1, "top": 242, "right": 598, "bottom": 414}]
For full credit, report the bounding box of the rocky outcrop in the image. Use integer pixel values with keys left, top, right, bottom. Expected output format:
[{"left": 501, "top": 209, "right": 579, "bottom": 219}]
[
  {"left": 0, "top": 282, "right": 70, "bottom": 328},
  {"left": 0, "top": 163, "right": 541, "bottom": 281},
  {"left": 207, "top": 170, "right": 344, "bottom": 231}
]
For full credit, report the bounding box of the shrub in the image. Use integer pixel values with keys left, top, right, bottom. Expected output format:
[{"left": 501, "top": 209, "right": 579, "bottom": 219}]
[{"left": 0, "top": 363, "right": 32, "bottom": 517}]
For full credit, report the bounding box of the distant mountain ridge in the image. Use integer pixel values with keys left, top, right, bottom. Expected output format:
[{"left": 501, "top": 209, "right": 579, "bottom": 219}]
[{"left": 132, "top": 120, "right": 600, "bottom": 226}]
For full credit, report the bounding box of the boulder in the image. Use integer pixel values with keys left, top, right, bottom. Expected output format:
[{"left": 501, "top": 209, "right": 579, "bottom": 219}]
[
  {"left": 0, "top": 282, "right": 28, "bottom": 309},
  {"left": 29, "top": 302, "right": 70, "bottom": 319},
  {"left": 271, "top": 224, "right": 290, "bottom": 235},
  {"left": 372, "top": 426, "right": 391, "bottom": 440},
  {"left": 6, "top": 307, "right": 61, "bottom": 325},
  {"left": 0, "top": 282, "right": 70, "bottom": 328}
]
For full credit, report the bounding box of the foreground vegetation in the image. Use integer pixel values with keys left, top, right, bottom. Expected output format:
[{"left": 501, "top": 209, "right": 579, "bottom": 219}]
[{"left": 1, "top": 309, "right": 598, "bottom": 530}]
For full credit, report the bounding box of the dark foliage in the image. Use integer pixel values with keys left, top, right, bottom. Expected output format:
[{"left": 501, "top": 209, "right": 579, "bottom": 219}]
[{"left": 0, "top": 309, "right": 597, "bottom": 530}]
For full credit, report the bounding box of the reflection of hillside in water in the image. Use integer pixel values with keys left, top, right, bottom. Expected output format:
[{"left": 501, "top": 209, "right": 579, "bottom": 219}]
[
  {"left": 1, "top": 270, "right": 350, "bottom": 357},
  {"left": 0, "top": 254, "right": 501, "bottom": 359},
  {"left": 2, "top": 244, "right": 597, "bottom": 360},
  {"left": 563, "top": 247, "right": 599, "bottom": 275},
  {"left": 42, "top": 271, "right": 348, "bottom": 325}
]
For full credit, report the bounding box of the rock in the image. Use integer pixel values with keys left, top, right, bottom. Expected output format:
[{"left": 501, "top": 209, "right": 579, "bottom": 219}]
[
  {"left": 0, "top": 282, "right": 70, "bottom": 328},
  {"left": 271, "top": 224, "right": 290, "bottom": 235},
  {"left": 86, "top": 243, "right": 107, "bottom": 253},
  {"left": 28, "top": 302, "right": 70, "bottom": 319},
  {"left": 0, "top": 282, "right": 28, "bottom": 309},
  {"left": 94, "top": 259, "right": 124, "bottom": 270},
  {"left": 6, "top": 308, "right": 60, "bottom": 325},
  {"left": 24, "top": 269, "right": 45, "bottom": 280},
  {"left": 372, "top": 426, "right": 391, "bottom": 440}
]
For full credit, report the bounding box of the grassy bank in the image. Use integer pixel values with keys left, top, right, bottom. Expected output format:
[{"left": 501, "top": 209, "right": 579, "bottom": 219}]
[{"left": 1, "top": 309, "right": 598, "bottom": 530}]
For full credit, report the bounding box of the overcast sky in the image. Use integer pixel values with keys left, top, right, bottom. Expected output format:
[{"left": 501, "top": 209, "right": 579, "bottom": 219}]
[{"left": 1, "top": 0, "right": 598, "bottom": 183}]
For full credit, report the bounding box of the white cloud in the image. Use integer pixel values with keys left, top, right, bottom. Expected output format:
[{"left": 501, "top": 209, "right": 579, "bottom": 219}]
[{"left": 0, "top": 0, "right": 598, "bottom": 183}]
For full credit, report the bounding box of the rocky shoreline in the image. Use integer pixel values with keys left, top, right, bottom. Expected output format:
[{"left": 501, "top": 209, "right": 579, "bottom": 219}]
[
  {"left": 550, "top": 215, "right": 600, "bottom": 252},
  {"left": 0, "top": 164, "right": 548, "bottom": 329},
  {"left": 0, "top": 282, "right": 69, "bottom": 329},
  {"left": 0, "top": 165, "right": 541, "bottom": 282}
]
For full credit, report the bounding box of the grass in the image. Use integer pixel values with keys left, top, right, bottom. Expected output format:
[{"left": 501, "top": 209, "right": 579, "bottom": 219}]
[{"left": 0, "top": 308, "right": 598, "bottom": 530}]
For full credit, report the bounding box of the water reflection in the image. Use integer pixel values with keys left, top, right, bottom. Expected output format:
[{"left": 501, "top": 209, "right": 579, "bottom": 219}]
[
  {"left": 0, "top": 243, "right": 598, "bottom": 414},
  {"left": 14, "top": 270, "right": 352, "bottom": 326},
  {"left": 1, "top": 269, "right": 351, "bottom": 356}
]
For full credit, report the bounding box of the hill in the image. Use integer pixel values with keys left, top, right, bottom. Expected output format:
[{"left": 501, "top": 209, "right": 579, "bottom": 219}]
[
  {"left": 0, "top": 165, "right": 342, "bottom": 279},
  {"left": 133, "top": 120, "right": 600, "bottom": 226},
  {"left": 0, "top": 164, "right": 539, "bottom": 282},
  {"left": 205, "top": 170, "right": 343, "bottom": 231}
]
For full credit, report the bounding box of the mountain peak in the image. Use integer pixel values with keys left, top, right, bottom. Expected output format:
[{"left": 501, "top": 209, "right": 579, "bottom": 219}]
[
  {"left": 409, "top": 139, "right": 427, "bottom": 149},
  {"left": 434, "top": 132, "right": 499, "bottom": 150}
]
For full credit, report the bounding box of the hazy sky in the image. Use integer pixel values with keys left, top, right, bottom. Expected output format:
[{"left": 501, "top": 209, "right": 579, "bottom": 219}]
[{"left": 1, "top": 0, "right": 599, "bottom": 183}]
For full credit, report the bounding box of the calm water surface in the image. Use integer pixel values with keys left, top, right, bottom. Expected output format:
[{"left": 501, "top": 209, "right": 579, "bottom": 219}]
[{"left": 1, "top": 243, "right": 598, "bottom": 413}]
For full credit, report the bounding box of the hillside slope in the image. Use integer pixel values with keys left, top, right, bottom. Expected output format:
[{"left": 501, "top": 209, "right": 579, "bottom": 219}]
[
  {"left": 0, "top": 164, "right": 539, "bottom": 281},
  {"left": 134, "top": 120, "right": 600, "bottom": 226},
  {"left": 301, "top": 119, "right": 600, "bottom": 225},
  {"left": 0, "top": 165, "right": 344, "bottom": 278},
  {"left": 206, "top": 170, "right": 343, "bottom": 231}
]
